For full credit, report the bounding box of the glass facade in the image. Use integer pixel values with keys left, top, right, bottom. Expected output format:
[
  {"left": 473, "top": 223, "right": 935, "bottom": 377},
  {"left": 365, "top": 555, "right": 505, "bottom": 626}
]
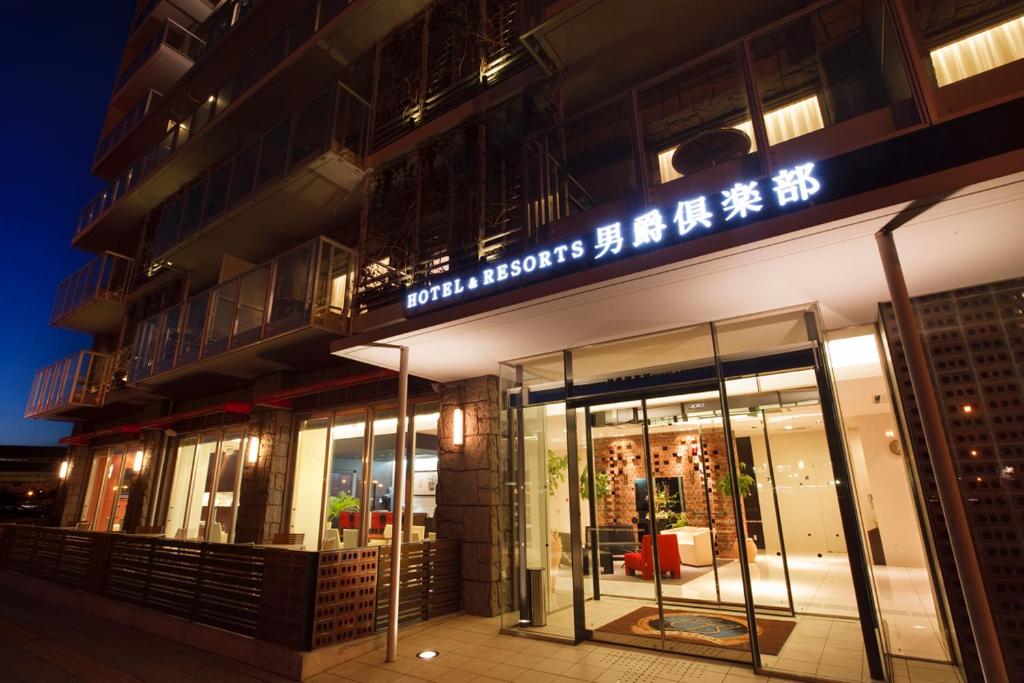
[
  {"left": 500, "top": 307, "right": 951, "bottom": 681},
  {"left": 162, "top": 428, "right": 245, "bottom": 543},
  {"left": 288, "top": 401, "right": 440, "bottom": 550},
  {"left": 79, "top": 444, "right": 142, "bottom": 532}
]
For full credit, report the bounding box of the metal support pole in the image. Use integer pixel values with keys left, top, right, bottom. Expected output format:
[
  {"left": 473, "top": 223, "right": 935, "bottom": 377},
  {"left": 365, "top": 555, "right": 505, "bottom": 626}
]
[
  {"left": 385, "top": 345, "right": 409, "bottom": 663},
  {"left": 876, "top": 229, "right": 1008, "bottom": 683}
]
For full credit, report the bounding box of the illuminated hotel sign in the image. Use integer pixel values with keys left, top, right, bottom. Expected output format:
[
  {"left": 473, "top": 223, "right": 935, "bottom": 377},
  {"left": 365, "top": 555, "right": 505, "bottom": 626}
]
[{"left": 404, "top": 162, "right": 822, "bottom": 313}]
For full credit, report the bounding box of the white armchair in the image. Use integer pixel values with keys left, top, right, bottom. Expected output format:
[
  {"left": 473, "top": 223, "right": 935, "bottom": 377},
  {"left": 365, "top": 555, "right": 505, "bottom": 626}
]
[
  {"left": 662, "top": 526, "right": 713, "bottom": 567},
  {"left": 322, "top": 527, "right": 341, "bottom": 550}
]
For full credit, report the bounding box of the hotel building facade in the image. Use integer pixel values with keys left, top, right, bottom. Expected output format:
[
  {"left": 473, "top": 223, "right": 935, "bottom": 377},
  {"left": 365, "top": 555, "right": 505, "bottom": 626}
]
[{"left": 8, "top": 0, "right": 1024, "bottom": 681}]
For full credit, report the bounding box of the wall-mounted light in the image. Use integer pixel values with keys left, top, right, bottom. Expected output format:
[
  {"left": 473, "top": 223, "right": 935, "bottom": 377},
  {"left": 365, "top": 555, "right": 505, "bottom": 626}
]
[
  {"left": 132, "top": 449, "right": 144, "bottom": 473},
  {"left": 452, "top": 407, "right": 464, "bottom": 446},
  {"left": 247, "top": 435, "right": 261, "bottom": 465},
  {"left": 58, "top": 461, "right": 69, "bottom": 480}
]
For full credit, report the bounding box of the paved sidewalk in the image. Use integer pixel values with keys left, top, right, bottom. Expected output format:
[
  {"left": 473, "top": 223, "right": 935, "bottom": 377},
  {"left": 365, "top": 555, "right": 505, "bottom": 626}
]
[{"left": 0, "top": 589, "right": 290, "bottom": 683}]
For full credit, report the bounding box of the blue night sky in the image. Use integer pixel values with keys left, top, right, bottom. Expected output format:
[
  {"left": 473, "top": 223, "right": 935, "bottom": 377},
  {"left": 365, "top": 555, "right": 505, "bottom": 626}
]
[{"left": 0, "top": 0, "right": 136, "bottom": 445}]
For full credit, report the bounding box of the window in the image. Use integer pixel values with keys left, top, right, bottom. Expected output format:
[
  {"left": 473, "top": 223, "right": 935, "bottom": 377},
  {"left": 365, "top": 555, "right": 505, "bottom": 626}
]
[
  {"left": 289, "top": 401, "right": 441, "bottom": 550},
  {"left": 79, "top": 445, "right": 141, "bottom": 531},
  {"left": 163, "top": 429, "right": 246, "bottom": 542}
]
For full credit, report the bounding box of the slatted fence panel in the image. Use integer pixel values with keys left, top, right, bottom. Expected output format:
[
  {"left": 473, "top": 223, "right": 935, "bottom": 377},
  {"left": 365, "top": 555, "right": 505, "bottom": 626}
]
[
  {"left": 427, "top": 540, "right": 461, "bottom": 618},
  {"left": 104, "top": 536, "right": 153, "bottom": 603},
  {"left": 374, "top": 541, "right": 462, "bottom": 631},
  {"left": 55, "top": 532, "right": 95, "bottom": 587},
  {"left": 192, "top": 544, "right": 265, "bottom": 637},
  {"left": 144, "top": 540, "right": 202, "bottom": 618}
]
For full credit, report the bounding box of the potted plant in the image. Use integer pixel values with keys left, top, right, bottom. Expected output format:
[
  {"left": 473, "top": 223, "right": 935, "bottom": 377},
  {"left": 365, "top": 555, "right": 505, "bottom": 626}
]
[
  {"left": 326, "top": 493, "right": 360, "bottom": 527},
  {"left": 580, "top": 470, "right": 612, "bottom": 499},
  {"left": 715, "top": 462, "right": 756, "bottom": 558},
  {"left": 546, "top": 449, "right": 567, "bottom": 495}
]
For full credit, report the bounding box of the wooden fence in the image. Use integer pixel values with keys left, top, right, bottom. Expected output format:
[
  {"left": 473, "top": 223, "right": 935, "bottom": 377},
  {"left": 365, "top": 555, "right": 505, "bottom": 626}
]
[{"left": 0, "top": 526, "right": 462, "bottom": 651}]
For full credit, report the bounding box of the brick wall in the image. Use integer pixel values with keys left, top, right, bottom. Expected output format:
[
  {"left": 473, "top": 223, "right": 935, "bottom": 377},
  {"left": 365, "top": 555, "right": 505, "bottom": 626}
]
[{"left": 593, "top": 426, "right": 741, "bottom": 557}]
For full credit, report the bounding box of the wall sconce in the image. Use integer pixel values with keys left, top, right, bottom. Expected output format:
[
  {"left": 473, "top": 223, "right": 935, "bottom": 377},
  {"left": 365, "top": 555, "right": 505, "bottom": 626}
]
[
  {"left": 132, "top": 450, "right": 144, "bottom": 473},
  {"left": 58, "top": 460, "right": 69, "bottom": 480},
  {"left": 452, "top": 407, "right": 464, "bottom": 447},
  {"left": 247, "top": 435, "right": 261, "bottom": 464}
]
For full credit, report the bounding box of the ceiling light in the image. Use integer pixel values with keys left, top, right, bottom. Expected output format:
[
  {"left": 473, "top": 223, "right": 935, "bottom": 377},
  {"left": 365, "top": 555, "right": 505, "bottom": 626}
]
[{"left": 826, "top": 335, "right": 879, "bottom": 368}]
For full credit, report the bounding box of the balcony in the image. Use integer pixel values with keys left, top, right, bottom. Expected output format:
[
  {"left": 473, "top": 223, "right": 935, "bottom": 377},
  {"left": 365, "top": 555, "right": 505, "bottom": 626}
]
[
  {"left": 50, "top": 253, "right": 134, "bottom": 334},
  {"left": 128, "top": 0, "right": 214, "bottom": 44},
  {"left": 95, "top": 89, "right": 163, "bottom": 164},
  {"left": 148, "top": 82, "right": 368, "bottom": 290},
  {"left": 111, "top": 19, "right": 204, "bottom": 115},
  {"left": 25, "top": 351, "right": 112, "bottom": 420},
  {"left": 76, "top": 0, "right": 423, "bottom": 253},
  {"left": 128, "top": 237, "right": 356, "bottom": 392}
]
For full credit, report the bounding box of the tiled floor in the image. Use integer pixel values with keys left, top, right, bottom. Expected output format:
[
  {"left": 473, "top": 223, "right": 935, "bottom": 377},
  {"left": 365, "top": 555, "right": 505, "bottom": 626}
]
[
  {"left": 311, "top": 612, "right": 965, "bottom": 683},
  {"left": 548, "top": 553, "right": 948, "bottom": 661}
]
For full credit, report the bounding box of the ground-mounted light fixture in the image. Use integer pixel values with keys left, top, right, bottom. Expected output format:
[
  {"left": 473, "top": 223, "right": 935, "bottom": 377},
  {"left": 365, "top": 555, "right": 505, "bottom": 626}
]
[
  {"left": 247, "top": 435, "right": 261, "bottom": 465},
  {"left": 132, "top": 449, "right": 144, "bottom": 473},
  {"left": 58, "top": 460, "right": 69, "bottom": 480},
  {"left": 452, "top": 407, "right": 465, "bottom": 447},
  {"left": 416, "top": 650, "right": 439, "bottom": 660}
]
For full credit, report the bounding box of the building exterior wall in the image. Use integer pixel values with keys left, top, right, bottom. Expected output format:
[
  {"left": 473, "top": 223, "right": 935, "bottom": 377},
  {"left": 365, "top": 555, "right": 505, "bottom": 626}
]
[{"left": 882, "top": 276, "right": 1024, "bottom": 682}]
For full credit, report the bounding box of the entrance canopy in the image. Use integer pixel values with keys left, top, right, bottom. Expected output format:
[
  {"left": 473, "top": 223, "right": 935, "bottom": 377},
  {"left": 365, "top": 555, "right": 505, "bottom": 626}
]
[{"left": 333, "top": 171, "right": 1024, "bottom": 381}]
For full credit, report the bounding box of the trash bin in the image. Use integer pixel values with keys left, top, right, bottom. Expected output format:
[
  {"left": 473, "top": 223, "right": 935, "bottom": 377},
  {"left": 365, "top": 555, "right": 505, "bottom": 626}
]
[{"left": 527, "top": 567, "right": 546, "bottom": 627}]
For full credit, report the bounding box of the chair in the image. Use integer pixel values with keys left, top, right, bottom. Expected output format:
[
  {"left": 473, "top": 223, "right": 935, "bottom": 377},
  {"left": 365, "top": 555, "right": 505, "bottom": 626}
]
[
  {"left": 342, "top": 529, "right": 360, "bottom": 549},
  {"left": 410, "top": 525, "right": 425, "bottom": 542},
  {"left": 662, "top": 526, "right": 713, "bottom": 567},
  {"left": 624, "top": 534, "right": 681, "bottom": 580},
  {"left": 75, "top": 521, "right": 91, "bottom": 531},
  {"left": 322, "top": 527, "right": 341, "bottom": 550},
  {"left": 174, "top": 527, "right": 190, "bottom": 540},
  {"left": 383, "top": 523, "right": 393, "bottom": 539},
  {"left": 208, "top": 522, "right": 227, "bottom": 543}
]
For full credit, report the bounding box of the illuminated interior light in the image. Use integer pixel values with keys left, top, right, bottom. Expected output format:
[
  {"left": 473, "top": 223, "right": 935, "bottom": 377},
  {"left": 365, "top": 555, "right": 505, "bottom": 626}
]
[
  {"left": 962, "top": 404, "right": 974, "bottom": 414},
  {"left": 132, "top": 449, "right": 144, "bottom": 473},
  {"left": 658, "top": 95, "right": 824, "bottom": 182},
  {"left": 58, "top": 461, "right": 69, "bottom": 480},
  {"left": 826, "top": 335, "right": 880, "bottom": 368},
  {"left": 930, "top": 14, "right": 1024, "bottom": 86},
  {"left": 885, "top": 429, "right": 896, "bottom": 438}
]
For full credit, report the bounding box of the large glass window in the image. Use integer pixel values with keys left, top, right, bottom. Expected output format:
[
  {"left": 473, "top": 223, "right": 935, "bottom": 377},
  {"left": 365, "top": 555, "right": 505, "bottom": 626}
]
[
  {"left": 288, "top": 401, "right": 441, "bottom": 551},
  {"left": 163, "top": 429, "right": 246, "bottom": 542},
  {"left": 79, "top": 445, "right": 140, "bottom": 532}
]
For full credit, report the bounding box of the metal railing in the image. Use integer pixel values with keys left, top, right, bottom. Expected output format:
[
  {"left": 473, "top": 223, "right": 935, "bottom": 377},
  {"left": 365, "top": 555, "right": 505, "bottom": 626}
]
[
  {"left": 77, "top": 0, "right": 358, "bottom": 241},
  {"left": 129, "top": 236, "right": 357, "bottom": 382},
  {"left": 50, "top": 252, "right": 134, "bottom": 328},
  {"left": 149, "top": 81, "right": 368, "bottom": 260},
  {"left": 114, "top": 19, "right": 205, "bottom": 94},
  {"left": 25, "top": 351, "right": 113, "bottom": 419},
  {"left": 95, "top": 90, "right": 163, "bottom": 163}
]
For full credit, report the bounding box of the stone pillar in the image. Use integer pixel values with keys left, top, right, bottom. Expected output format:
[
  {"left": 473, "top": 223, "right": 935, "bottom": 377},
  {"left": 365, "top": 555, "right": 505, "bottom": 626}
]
[
  {"left": 435, "top": 375, "right": 504, "bottom": 616},
  {"left": 236, "top": 407, "right": 293, "bottom": 544}
]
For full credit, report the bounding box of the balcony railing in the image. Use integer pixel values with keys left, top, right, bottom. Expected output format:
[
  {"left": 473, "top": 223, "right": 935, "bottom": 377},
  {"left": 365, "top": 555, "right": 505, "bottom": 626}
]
[
  {"left": 203, "top": 0, "right": 264, "bottom": 54},
  {"left": 150, "top": 82, "right": 368, "bottom": 260},
  {"left": 50, "top": 252, "right": 134, "bottom": 330},
  {"left": 114, "top": 19, "right": 205, "bottom": 94},
  {"left": 25, "top": 351, "right": 112, "bottom": 419},
  {"left": 95, "top": 90, "right": 163, "bottom": 164},
  {"left": 129, "top": 236, "right": 356, "bottom": 383},
  {"left": 77, "top": 0, "right": 361, "bottom": 243}
]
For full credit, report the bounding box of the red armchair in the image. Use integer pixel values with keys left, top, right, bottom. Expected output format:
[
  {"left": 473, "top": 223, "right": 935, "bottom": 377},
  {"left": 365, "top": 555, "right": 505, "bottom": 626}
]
[{"left": 623, "top": 534, "right": 681, "bottom": 580}]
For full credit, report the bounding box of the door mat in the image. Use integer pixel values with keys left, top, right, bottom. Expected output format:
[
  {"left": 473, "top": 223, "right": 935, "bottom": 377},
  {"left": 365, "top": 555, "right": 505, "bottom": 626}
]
[{"left": 595, "top": 606, "right": 796, "bottom": 655}]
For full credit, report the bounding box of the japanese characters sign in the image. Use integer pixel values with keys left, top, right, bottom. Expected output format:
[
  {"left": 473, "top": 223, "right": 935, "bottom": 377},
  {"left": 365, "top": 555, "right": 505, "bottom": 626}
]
[{"left": 404, "top": 162, "right": 822, "bottom": 313}]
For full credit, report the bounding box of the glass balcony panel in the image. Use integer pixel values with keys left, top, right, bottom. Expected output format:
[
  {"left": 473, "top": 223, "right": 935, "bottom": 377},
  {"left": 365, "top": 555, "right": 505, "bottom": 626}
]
[
  {"left": 641, "top": 48, "right": 755, "bottom": 187},
  {"left": 179, "top": 180, "right": 207, "bottom": 240},
  {"left": 26, "top": 351, "right": 112, "bottom": 417},
  {"left": 204, "top": 282, "right": 239, "bottom": 357},
  {"left": 288, "top": 4, "right": 318, "bottom": 52},
  {"left": 154, "top": 304, "right": 183, "bottom": 374},
  {"left": 130, "top": 314, "right": 162, "bottom": 381},
  {"left": 289, "top": 92, "right": 330, "bottom": 172},
  {"left": 203, "top": 161, "right": 232, "bottom": 224},
  {"left": 54, "top": 358, "right": 76, "bottom": 408},
  {"left": 913, "top": 0, "right": 1024, "bottom": 87},
  {"left": 80, "top": 353, "right": 112, "bottom": 406},
  {"left": 51, "top": 253, "right": 133, "bottom": 326},
  {"left": 191, "top": 97, "right": 215, "bottom": 135},
  {"left": 177, "top": 292, "right": 209, "bottom": 366},
  {"left": 226, "top": 142, "right": 259, "bottom": 211},
  {"left": 231, "top": 266, "right": 270, "bottom": 348},
  {"left": 255, "top": 120, "right": 291, "bottom": 191},
  {"left": 174, "top": 119, "right": 191, "bottom": 150},
  {"left": 335, "top": 87, "right": 369, "bottom": 158},
  {"left": 320, "top": 0, "right": 353, "bottom": 26},
  {"left": 265, "top": 244, "right": 314, "bottom": 337},
  {"left": 750, "top": 0, "right": 918, "bottom": 151},
  {"left": 153, "top": 194, "right": 185, "bottom": 257},
  {"left": 313, "top": 242, "right": 353, "bottom": 326}
]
